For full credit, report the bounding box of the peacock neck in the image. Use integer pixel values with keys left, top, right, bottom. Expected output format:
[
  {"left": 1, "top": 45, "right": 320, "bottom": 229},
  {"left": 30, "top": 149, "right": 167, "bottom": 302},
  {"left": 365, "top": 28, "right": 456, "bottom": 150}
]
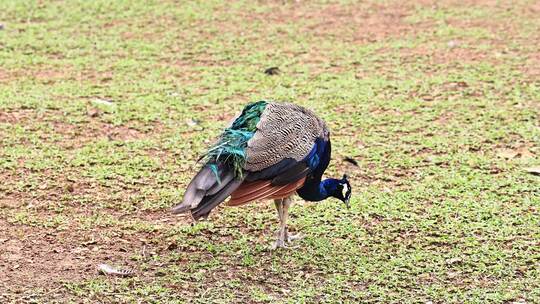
[
  {"left": 297, "top": 177, "right": 334, "bottom": 202},
  {"left": 297, "top": 138, "right": 333, "bottom": 202}
]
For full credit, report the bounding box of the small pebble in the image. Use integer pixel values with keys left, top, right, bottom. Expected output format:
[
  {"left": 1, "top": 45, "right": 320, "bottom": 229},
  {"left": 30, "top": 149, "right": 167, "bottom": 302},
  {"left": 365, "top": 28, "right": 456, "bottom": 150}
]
[
  {"left": 87, "top": 108, "right": 101, "bottom": 118},
  {"left": 447, "top": 40, "right": 459, "bottom": 48},
  {"left": 186, "top": 118, "right": 199, "bottom": 127}
]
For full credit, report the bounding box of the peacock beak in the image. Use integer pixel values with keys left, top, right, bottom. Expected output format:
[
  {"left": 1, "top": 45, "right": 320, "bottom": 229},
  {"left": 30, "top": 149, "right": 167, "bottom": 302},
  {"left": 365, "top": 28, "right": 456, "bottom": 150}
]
[
  {"left": 344, "top": 198, "right": 350, "bottom": 209},
  {"left": 341, "top": 174, "right": 352, "bottom": 209}
]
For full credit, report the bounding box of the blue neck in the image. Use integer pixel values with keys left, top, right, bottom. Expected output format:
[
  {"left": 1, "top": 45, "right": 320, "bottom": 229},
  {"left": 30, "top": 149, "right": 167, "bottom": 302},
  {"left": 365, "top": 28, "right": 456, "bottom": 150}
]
[
  {"left": 297, "top": 178, "right": 339, "bottom": 202},
  {"left": 297, "top": 138, "right": 336, "bottom": 202}
]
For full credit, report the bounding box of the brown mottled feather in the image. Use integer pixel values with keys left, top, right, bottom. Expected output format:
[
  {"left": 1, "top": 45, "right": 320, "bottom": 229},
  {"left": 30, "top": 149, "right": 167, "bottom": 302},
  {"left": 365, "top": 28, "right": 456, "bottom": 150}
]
[
  {"left": 227, "top": 183, "right": 283, "bottom": 206},
  {"left": 271, "top": 190, "right": 298, "bottom": 200},
  {"left": 270, "top": 177, "right": 306, "bottom": 198},
  {"left": 227, "top": 177, "right": 306, "bottom": 206},
  {"left": 230, "top": 180, "right": 271, "bottom": 199}
]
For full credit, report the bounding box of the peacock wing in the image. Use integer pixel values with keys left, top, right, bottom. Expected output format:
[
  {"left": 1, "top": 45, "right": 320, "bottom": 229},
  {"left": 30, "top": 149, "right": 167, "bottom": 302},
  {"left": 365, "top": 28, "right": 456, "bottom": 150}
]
[
  {"left": 228, "top": 103, "right": 329, "bottom": 206},
  {"left": 244, "top": 102, "right": 329, "bottom": 173}
]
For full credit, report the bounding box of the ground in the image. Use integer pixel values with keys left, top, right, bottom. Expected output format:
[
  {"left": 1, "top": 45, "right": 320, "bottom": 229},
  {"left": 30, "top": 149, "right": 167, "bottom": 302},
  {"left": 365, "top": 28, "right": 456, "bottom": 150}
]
[{"left": 0, "top": 0, "right": 539, "bottom": 303}]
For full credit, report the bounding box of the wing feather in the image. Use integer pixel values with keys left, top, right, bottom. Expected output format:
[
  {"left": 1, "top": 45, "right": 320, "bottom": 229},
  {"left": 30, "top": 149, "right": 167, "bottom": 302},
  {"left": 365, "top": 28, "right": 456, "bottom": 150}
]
[
  {"left": 227, "top": 177, "right": 306, "bottom": 206},
  {"left": 244, "top": 103, "right": 328, "bottom": 172}
]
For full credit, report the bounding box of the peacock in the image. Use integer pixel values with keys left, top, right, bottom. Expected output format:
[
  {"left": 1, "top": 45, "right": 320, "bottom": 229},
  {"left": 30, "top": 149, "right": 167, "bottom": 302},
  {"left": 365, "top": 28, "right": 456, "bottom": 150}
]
[{"left": 172, "top": 101, "right": 352, "bottom": 249}]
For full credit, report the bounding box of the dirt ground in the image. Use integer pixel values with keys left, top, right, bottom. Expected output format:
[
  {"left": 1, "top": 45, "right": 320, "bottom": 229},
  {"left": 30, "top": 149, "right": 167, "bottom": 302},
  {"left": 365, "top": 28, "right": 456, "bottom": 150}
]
[{"left": 1, "top": 0, "right": 539, "bottom": 302}]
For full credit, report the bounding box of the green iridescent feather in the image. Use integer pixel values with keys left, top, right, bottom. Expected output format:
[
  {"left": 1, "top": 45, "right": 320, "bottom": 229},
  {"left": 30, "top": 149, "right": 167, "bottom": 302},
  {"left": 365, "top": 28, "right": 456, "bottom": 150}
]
[{"left": 205, "top": 101, "right": 268, "bottom": 178}]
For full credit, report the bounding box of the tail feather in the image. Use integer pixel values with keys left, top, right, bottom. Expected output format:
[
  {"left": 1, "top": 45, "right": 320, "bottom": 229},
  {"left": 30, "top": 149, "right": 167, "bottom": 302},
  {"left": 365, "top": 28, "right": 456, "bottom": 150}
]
[
  {"left": 191, "top": 178, "right": 243, "bottom": 220},
  {"left": 171, "top": 166, "right": 213, "bottom": 214},
  {"left": 192, "top": 166, "right": 216, "bottom": 191},
  {"left": 171, "top": 164, "right": 242, "bottom": 218},
  {"left": 206, "top": 171, "right": 234, "bottom": 196},
  {"left": 171, "top": 189, "right": 204, "bottom": 214}
]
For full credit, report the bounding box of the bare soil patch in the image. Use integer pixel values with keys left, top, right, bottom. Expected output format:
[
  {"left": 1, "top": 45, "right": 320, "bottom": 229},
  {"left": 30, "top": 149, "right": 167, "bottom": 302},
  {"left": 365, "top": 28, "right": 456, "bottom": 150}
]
[
  {"left": 0, "top": 68, "right": 69, "bottom": 84},
  {"left": 0, "top": 220, "right": 90, "bottom": 292},
  {"left": 1, "top": 108, "right": 163, "bottom": 149},
  {"left": 0, "top": 217, "right": 164, "bottom": 299},
  {"left": 0, "top": 109, "right": 36, "bottom": 124},
  {"left": 237, "top": 2, "right": 430, "bottom": 43},
  {"left": 51, "top": 119, "right": 151, "bottom": 148}
]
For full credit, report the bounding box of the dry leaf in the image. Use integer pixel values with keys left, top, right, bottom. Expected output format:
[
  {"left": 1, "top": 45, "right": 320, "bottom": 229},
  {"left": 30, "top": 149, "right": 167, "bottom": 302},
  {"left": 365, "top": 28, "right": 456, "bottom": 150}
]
[
  {"left": 87, "top": 108, "right": 101, "bottom": 118},
  {"left": 446, "top": 257, "right": 463, "bottom": 265},
  {"left": 92, "top": 98, "right": 114, "bottom": 106},
  {"left": 497, "top": 146, "right": 535, "bottom": 160},
  {"left": 516, "top": 147, "right": 535, "bottom": 159},
  {"left": 264, "top": 67, "right": 280, "bottom": 75},
  {"left": 524, "top": 166, "right": 540, "bottom": 175},
  {"left": 343, "top": 156, "right": 359, "bottom": 166},
  {"left": 97, "top": 264, "right": 134, "bottom": 277},
  {"left": 497, "top": 148, "right": 519, "bottom": 159}
]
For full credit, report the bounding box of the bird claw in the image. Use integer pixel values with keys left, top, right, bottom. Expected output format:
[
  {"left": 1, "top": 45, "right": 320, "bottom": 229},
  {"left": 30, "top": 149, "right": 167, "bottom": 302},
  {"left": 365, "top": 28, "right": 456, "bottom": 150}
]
[
  {"left": 270, "top": 239, "right": 286, "bottom": 250},
  {"left": 286, "top": 232, "right": 303, "bottom": 243},
  {"left": 270, "top": 231, "right": 303, "bottom": 250}
]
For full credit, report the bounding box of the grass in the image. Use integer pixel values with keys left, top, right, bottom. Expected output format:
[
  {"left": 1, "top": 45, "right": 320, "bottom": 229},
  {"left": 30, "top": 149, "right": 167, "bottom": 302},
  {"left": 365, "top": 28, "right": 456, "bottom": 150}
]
[{"left": 1, "top": 0, "right": 539, "bottom": 303}]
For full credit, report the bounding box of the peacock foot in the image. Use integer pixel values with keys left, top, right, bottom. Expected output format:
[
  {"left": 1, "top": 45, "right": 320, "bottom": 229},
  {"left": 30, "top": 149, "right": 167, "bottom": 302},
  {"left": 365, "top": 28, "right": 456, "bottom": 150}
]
[
  {"left": 271, "top": 237, "right": 287, "bottom": 250},
  {"left": 285, "top": 231, "right": 303, "bottom": 243},
  {"left": 270, "top": 229, "right": 302, "bottom": 250}
]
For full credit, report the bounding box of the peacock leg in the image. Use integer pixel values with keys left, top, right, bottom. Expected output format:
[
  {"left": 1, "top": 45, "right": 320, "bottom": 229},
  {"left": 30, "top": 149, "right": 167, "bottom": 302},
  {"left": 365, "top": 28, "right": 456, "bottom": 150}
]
[
  {"left": 281, "top": 197, "right": 302, "bottom": 243},
  {"left": 271, "top": 198, "right": 287, "bottom": 250},
  {"left": 271, "top": 197, "right": 303, "bottom": 250}
]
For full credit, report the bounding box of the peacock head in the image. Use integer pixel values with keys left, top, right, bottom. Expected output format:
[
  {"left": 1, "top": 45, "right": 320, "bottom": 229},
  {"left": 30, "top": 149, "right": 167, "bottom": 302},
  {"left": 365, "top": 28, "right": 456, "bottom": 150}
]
[{"left": 328, "top": 174, "right": 352, "bottom": 208}]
